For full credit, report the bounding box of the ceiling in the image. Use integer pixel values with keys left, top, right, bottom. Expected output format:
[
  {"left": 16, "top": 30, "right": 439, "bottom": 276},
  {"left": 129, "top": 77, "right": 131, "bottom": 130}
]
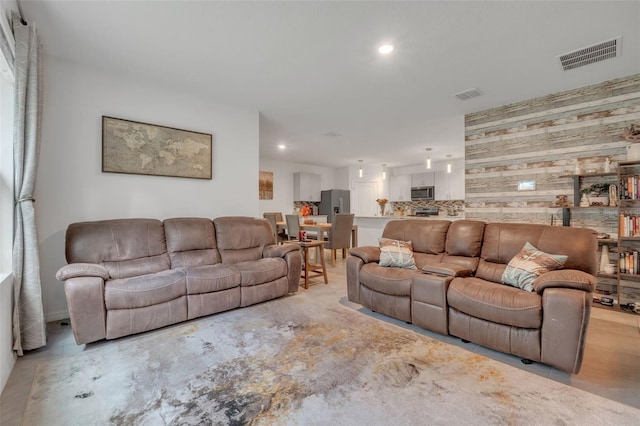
[{"left": 21, "top": 1, "right": 640, "bottom": 169}]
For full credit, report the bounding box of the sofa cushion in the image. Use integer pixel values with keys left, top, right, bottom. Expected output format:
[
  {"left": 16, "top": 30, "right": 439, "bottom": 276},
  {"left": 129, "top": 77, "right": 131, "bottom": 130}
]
[
  {"left": 214, "top": 216, "right": 274, "bottom": 263},
  {"left": 502, "top": 242, "right": 568, "bottom": 292},
  {"left": 66, "top": 218, "right": 167, "bottom": 264},
  {"left": 479, "top": 223, "right": 597, "bottom": 275},
  {"left": 102, "top": 254, "right": 171, "bottom": 280},
  {"left": 412, "top": 252, "right": 445, "bottom": 269},
  {"left": 445, "top": 220, "right": 485, "bottom": 257},
  {"left": 66, "top": 218, "right": 170, "bottom": 279},
  {"left": 184, "top": 264, "right": 241, "bottom": 294},
  {"left": 378, "top": 238, "right": 417, "bottom": 270},
  {"left": 441, "top": 220, "right": 485, "bottom": 274},
  {"left": 234, "top": 258, "right": 288, "bottom": 286},
  {"left": 382, "top": 219, "right": 450, "bottom": 255},
  {"left": 164, "top": 218, "right": 220, "bottom": 268},
  {"left": 105, "top": 269, "right": 186, "bottom": 310},
  {"left": 360, "top": 263, "right": 417, "bottom": 297},
  {"left": 447, "top": 277, "right": 542, "bottom": 329}
]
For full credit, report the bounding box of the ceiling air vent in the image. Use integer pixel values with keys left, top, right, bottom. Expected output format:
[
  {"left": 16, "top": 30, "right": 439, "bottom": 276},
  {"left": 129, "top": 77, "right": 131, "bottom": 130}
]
[
  {"left": 323, "top": 132, "right": 341, "bottom": 138},
  {"left": 557, "top": 36, "right": 622, "bottom": 71},
  {"left": 453, "top": 88, "right": 484, "bottom": 101}
]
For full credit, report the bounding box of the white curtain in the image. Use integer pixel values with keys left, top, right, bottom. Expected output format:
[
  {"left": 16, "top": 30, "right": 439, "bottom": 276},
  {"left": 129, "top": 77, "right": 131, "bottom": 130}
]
[{"left": 11, "top": 11, "right": 45, "bottom": 355}]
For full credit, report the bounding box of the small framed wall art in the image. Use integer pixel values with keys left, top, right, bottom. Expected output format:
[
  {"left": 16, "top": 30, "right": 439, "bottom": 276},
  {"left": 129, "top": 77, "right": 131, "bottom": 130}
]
[
  {"left": 259, "top": 171, "right": 274, "bottom": 200},
  {"left": 102, "top": 116, "right": 213, "bottom": 179}
]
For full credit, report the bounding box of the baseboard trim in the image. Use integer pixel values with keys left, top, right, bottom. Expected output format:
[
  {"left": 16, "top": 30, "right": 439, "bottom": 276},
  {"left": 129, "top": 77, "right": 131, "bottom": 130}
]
[{"left": 45, "top": 309, "right": 69, "bottom": 323}]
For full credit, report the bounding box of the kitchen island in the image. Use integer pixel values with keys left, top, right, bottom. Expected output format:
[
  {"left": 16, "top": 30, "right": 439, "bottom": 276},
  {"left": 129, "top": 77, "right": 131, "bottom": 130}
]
[{"left": 354, "top": 215, "right": 465, "bottom": 247}]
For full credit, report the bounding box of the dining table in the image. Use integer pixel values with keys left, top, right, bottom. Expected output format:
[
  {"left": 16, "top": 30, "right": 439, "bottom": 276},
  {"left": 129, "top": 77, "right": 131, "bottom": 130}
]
[{"left": 276, "top": 221, "right": 358, "bottom": 247}]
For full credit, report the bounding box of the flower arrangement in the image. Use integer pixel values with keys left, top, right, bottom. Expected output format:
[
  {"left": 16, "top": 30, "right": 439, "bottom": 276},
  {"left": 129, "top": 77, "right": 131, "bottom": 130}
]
[
  {"left": 376, "top": 198, "right": 388, "bottom": 216},
  {"left": 300, "top": 205, "right": 312, "bottom": 217}
]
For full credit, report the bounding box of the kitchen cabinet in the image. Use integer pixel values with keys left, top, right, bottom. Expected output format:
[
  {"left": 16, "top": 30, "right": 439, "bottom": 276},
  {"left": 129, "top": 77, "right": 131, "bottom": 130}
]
[
  {"left": 293, "top": 172, "right": 321, "bottom": 202},
  {"left": 411, "top": 172, "right": 434, "bottom": 187},
  {"left": 449, "top": 168, "right": 465, "bottom": 200},
  {"left": 434, "top": 169, "right": 465, "bottom": 200},
  {"left": 389, "top": 175, "right": 411, "bottom": 201},
  {"left": 434, "top": 171, "right": 448, "bottom": 200}
]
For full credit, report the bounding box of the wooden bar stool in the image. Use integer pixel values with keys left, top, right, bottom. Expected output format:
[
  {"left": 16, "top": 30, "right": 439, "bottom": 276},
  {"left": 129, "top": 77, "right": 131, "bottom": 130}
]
[{"left": 298, "top": 240, "right": 328, "bottom": 289}]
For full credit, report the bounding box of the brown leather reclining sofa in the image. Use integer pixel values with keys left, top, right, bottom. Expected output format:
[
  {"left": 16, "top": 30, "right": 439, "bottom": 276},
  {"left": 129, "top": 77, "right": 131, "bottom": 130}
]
[
  {"left": 347, "top": 219, "right": 597, "bottom": 374},
  {"left": 56, "top": 216, "right": 302, "bottom": 345}
]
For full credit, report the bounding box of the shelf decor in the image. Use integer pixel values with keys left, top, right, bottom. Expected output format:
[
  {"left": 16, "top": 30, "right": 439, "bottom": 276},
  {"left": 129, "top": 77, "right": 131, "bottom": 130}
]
[
  {"left": 581, "top": 183, "right": 611, "bottom": 206},
  {"left": 102, "top": 116, "right": 212, "bottom": 180},
  {"left": 622, "top": 124, "right": 640, "bottom": 141}
]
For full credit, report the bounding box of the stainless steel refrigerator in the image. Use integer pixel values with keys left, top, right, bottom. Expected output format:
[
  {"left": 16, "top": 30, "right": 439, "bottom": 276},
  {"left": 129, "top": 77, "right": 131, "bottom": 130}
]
[{"left": 319, "top": 189, "right": 350, "bottom": 223}]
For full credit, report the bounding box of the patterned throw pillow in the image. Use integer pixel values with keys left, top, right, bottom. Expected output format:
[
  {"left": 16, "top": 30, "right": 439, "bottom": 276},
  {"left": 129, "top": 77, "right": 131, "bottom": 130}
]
[
  {"left": 379, "top": 238, "right": 417, "bottom": 270},
  {"left": 502, "top": 242, "right": 568, "bottom": 292}
]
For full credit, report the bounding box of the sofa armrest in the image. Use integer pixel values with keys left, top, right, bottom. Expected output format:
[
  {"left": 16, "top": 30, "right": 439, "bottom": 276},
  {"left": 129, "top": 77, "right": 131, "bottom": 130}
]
[
  {"left": 533, "top": 269, "right": 596, "bottom": 295},
  {"left": 422, "top": 262, "right": 471, "bottom": 277},
  {"left": 56, "top": 263, "right": 110, "bottom": 281},
  {"left": 64, "top": 277, "right": 107, "bottom": 344},
  {"left": 349, "top": 246, "right": 380, "bottom": 264},
  {"left": 541, "top": 288, "right": 592, "bottom": 373},
  {"left": 263, "top": 243, "right": 301, "bottom": 259}
]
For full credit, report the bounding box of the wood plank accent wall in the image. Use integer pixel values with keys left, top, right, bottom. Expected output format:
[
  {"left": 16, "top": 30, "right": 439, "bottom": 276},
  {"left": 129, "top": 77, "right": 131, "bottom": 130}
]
[{"left": 465, "top": 73, "right": 640, "bottom": 235}]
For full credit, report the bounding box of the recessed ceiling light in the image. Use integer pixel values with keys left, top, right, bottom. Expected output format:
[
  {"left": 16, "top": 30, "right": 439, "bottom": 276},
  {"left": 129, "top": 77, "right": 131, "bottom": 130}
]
[
  {"left": 378, "top": 44, "right": 394, "bottom": 55},
  {"left": 277, "top": 143, "right": 286, "bottom": 150}
]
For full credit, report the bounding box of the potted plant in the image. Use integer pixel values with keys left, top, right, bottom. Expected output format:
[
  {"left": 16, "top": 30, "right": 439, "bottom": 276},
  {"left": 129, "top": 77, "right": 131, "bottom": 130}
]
[{"left": 580, "top": 183, "right": 611, "bottom": 206}]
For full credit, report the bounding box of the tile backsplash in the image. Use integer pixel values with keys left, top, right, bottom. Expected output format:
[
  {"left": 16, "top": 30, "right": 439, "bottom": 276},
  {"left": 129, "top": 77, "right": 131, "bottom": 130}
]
[
  {"left": 293, "top": 202, "right": 320, "bottom": 215},
  {"left": 292, "top": 200, "right": 464, "bottom": 216},
  {"left": 391, "top": 200, "right": 465, "bottom": 216}
]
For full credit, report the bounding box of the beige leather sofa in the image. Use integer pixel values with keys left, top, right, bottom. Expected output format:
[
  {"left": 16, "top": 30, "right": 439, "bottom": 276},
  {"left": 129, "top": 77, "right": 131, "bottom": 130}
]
[
  {"left": 56, "top": 216, "right": 302, "bottom": 345},
  {"left": 347, "top": 219, "right": 597, "bottom": 373}
]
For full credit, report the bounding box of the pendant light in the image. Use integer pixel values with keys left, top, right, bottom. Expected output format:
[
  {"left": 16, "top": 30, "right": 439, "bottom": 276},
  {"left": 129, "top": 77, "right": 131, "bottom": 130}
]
[
  {"left": 382, "top": 164, "right": 387, "bottom": 180},
  {"left": 358, "top": 160, "right": 363, "bottom": 178},
  {"left": 446, "top": 154, "right": 452, "bottom": 173},
  {"left": 425, "top": 148, "right": 432, "bottom": 169}
]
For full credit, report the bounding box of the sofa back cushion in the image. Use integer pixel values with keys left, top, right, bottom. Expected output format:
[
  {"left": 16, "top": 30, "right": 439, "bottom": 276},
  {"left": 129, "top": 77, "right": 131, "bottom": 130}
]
[
  {"left": 442, "top": 220, "right": 485, "bottom": 273},
  {"left": 476, "top": 223, "right": 597, "bottom": 283},
  {"left": 382, "top": 220, "right": 451, "bottom": 255},
  {"left": 213, "top": 216, "right": 273, "bottom": 263},
  {"left": 65, "top": 219, "right": 170, "bottom": 279},
  {"left": 164, "top": 218, "right": 221, "bottom": 268}
]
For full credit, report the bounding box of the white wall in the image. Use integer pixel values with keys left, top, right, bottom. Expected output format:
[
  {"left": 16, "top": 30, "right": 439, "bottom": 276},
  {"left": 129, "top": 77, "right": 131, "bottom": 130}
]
[
  {"left": 258, "top": 157, "right": 339, "bottom": 215},
  {"left": 0, "top": 274, "right": 13, "bottom": 394},
  {"left": 36, "top": 57, "right": 260, "bottom": 321}
]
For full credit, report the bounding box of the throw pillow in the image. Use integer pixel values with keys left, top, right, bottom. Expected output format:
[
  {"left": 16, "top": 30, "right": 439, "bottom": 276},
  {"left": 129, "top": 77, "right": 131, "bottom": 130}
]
[
  {"left": 379, "top": 238, "right": 417, "bottom": 270},
  {"left": 502, "top": 242, "right": 568, "bottom": 292}
]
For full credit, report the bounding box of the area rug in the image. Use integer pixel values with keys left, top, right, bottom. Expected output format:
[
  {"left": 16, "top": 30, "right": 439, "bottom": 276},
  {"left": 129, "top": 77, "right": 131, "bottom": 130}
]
[{"left": 23, "top": 286, "right": 639, "bottom": 425}]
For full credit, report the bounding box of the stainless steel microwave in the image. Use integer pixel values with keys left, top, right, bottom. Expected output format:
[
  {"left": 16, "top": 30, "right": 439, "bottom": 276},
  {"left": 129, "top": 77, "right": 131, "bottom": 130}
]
[{"left": 411, "top": 186, "right": 434, "bottom": 201}]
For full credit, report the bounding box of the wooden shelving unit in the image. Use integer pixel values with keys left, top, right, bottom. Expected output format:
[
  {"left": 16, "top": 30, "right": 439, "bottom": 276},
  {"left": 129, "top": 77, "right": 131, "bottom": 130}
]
[
  {"left": 611, "top": 161, "right": 640, "bottom": 312},
  {"left": 561, "top": 168, "right": 640, "bottom": 313}
]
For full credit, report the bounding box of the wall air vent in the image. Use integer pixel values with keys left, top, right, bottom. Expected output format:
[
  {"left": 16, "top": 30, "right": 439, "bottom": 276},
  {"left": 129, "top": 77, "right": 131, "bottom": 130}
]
[
  {"left": 453, "top": 88, "right": 484, "bottom": 101},
  {"left": 323, "top": 132, "right": 341, "bottom": 138},
  {"left": 557, "top": 36, "right": 622, "bottom": 71}
]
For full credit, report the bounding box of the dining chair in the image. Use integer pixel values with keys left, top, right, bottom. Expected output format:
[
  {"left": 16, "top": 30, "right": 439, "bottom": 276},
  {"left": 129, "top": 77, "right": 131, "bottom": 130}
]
[
  {"left": 263, "top": 213, "right": 287, "bottom": 244},
  {"left": 285, "top": 214, "right": 301, "bottom": 241},
  {"left": 325, "top": 213, "right": 355, "bottom": 266},
  {"left": 264, "top": 212, "right": 284, "bottom": 223}
]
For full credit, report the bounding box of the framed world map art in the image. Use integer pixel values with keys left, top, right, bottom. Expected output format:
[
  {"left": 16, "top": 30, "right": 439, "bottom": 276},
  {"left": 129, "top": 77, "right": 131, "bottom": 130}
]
[{"left": 102, "top": 116, "right": 212, "bottom": 179}]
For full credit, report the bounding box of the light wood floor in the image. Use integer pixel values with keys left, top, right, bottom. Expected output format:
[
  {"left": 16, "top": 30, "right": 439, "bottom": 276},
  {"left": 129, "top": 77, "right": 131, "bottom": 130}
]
[{"left": 2, "top": 255, "right": 639, "bottom": 425}]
